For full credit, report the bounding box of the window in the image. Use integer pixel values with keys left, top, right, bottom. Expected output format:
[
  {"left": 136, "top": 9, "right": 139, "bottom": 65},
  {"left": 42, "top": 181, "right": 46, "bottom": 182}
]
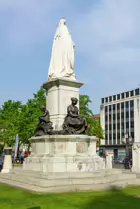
[
  {"left": 126, "top": 122, "right": 129, "bottom": 129},
  {"left": 117, "top": 123, "right": 120, "bottom": 129},
  {"left": 122, "top": 130, "right": 124, "bottom": 138},
  {"left": 109, "top": 124, "right": 112, "bottom": 130},
  {"left": 105, "top": 106, "right": 108, "bottom": 112},
  {"left": 135, "top": 88, "right": 139, "bottom": 96},
  {"left": 117, "top": 133, "right": 120, "bottom": 144},
  {"left": 130, "top": 90, "right": 134, "bottom": 97},
  {"left": 130, "top": 110, "right": 134, "bottom": 118},
  {"left": 130, "top": 100, "right": 134, "bottom": 108},
  {"left": 105, "top": 134, "right": 108, "bottom": 145},
  {"left": 121, "top": 112, "right": 124, "bottom": 119},
  {"left": 131, "top": 121, "right": 134, "bottom": 128},
  {"left": 117, "top": 103, "right": 120, "bottom": 109},
  {"left": 105, "top": 124, "right": 108, "bottom": 130},
  {"left": 113, "top": 124, "right": 116, "bottom": 130},
  {"left": 105, "top": 97, "right": 108, "bottom": 103},
  {"left": 113, "top": 104, "right": 116, "bottom": 110},
  {"left": 101, "top": 98, "right": 104, "bottom": 104},
  {"left": 113, "top": 133, "right": 116, "bottom": 139},
  {"left": 117, "top": 94, "right": 120, "bottom": 100},
  {"left": 109, "top": 115, "right": 111, "bottom": 122},
  {"left": 113, "top": 114, "right": 116, "bottom": 120},
  {"left": 109, "top": 96, "right": 112, "bottom": 102},
  {"left": 109, "top": 105, "right": 112, "bottom": 111},
  {"left": 121, "top": 122, "right": 124, "bottom": 129},
  {"left": 105, "top": 115, "right": 108, "bottom": 122},
  {"left": 126, "top": 111, "right": 129, "bottom": 118},
  {"left": 121, "top": 93, "right": 125, "bottom": 99},
  {"left": 131, "top": 132, "right": 134, "bottom": 139},
  {"left": 126, "top": 91, "right": 129, "bottom": 98},
  {"left": 113, "top": 95, "right": 116, "bottom": 101},
  {"left": 125, "top": 101, "right": 129, "bottom": 108},
  {"left": 117, "top": 113, "right": 120, "bottom": 120},
  {"left": 121, "top": 102, "right": 124, "bottom": 109}
]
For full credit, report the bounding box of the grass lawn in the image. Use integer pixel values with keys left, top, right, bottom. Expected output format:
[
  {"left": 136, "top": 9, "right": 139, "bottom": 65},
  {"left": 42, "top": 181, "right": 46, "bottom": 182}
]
[{"left": 0, "top": 185, "right": 140, "bottom": 209}]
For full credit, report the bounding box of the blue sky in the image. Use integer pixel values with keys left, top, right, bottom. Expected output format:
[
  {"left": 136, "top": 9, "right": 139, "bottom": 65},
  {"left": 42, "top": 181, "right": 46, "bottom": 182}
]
[{"left": 0, "top": 0, "right": 140, "bottom": 113}]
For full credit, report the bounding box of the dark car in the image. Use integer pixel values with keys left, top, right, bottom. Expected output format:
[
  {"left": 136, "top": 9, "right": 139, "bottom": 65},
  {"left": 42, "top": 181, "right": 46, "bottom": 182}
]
[
  {"left": 0, "top": 158, "right": 4, "bottom": 172},
  {"left": 113, "top": 158, "right": 124, "bottom": 164}
]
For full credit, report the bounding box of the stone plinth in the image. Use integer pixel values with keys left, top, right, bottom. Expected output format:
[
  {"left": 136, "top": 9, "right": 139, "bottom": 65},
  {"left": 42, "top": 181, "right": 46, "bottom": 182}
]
[
  {"left": 105, "top": 152, "right": 113, "bottom": 170},
  {"left": 42, "top": 78, "right": 84, "bottom": 130},
  {"left": 132, "top": 142, "right": 140, "bottom": 173},
  {"left": 23, "top": 135, "right": 105, "bottom": 173},
  {"left": 2, "top": 147, "right": 12, "bottom": 173}
]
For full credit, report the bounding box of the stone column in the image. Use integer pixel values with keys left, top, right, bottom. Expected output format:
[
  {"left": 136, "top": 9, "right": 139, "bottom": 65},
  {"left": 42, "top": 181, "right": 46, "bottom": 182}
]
[
  {"left": 132, "top": 142, "right": 140, "bottom": 173},
  {"left": 1, "top": 147, "right": 13, "bottom": 173}
]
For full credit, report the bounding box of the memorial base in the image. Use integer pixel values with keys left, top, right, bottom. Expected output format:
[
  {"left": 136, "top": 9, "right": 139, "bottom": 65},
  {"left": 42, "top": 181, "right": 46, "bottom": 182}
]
[
  {"left": 42, "top": 78, "right": 84, "bottom": 130},
  {"left": 2, "top": 147, "right": 12, "bottom": 173},
  {"left": 23, "top": 135, "right": 105, "bottom": 173},
  {"left": 132, "top": 142, "right": 140, "bottom": 173}
]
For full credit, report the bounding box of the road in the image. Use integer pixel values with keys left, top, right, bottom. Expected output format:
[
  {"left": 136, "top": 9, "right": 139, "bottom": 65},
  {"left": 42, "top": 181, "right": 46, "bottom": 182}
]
[{"left": 112, "top": 163, "right": 124, "bottom": 169}]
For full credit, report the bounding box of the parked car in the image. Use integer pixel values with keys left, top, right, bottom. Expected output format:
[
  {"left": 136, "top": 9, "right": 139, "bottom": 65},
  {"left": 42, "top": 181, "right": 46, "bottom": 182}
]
[
  {"left": 0, "top": 158, "right": 4, "bottom": 172},
  {"left": 113, "top": 158, "right": 124, "bottom": 164}
]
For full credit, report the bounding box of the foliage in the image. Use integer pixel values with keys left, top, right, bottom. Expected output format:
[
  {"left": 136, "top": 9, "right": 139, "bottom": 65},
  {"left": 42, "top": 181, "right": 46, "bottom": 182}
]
[
  {"left": 0, "top": 100, "right": 22, "bottom": 147},
  {"left": 79, "top": 95, "right": 104, "bottom": 139},
  {"left": 0, "top": 92, "right": 103, "bottom": 149},
  {"left": 18, "top": 88, "right": 46, "bottom": 147},
  {"left": 0, "top": 89, "right": 46, "bottom": 149}
]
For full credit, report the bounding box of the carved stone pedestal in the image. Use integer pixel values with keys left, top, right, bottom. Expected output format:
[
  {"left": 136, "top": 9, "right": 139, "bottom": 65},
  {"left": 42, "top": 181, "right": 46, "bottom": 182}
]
[
  {"left": 132, "top": 142, "right": 140, "bottom": 173},
  {"left": 42, "top": 78, "right": 84, "bottom": 130},
  {"left": 105, "top": 152, "right": 113, "bottom": 170},
  {"left": 2, "top": 147, "right": 12, "bottom": 173},
  {"left": 23, "top": 135, "right": 105, "bottom": 173}
]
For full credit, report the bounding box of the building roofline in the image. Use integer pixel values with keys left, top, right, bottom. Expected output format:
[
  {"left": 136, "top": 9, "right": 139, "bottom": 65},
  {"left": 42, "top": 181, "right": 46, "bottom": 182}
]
[{"left": 101, "top": 86, "right": 140, "bottom": 99}]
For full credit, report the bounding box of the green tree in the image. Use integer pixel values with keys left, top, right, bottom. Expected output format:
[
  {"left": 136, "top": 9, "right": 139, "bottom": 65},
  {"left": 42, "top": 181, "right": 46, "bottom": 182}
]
[
  {"left": 79, "top": 95, "right": 104, "bottom": 140},
  {"left": 18, "top": 88, "right": 46, "bottom": 148},
  {"left": 0, "top": 100, "right": 22, "bottom": 148},
  {"left": 0, "top": 89, "right": 46, "bottom": 151}
]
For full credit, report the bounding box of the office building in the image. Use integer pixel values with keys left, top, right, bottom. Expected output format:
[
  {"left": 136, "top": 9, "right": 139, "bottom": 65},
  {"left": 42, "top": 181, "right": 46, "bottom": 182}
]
[{"left": 100, "top": 87, "right": 140, "bottom": 158}]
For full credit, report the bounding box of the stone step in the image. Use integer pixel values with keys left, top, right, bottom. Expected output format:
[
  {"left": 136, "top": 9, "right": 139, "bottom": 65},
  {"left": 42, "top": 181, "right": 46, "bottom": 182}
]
[
  {"left": 0, "top": 172, "right": 136, "bottom": 188},
  {"left": 0, "top": 176, "right": 140, "bottom": 193},
  {"left": 10, "top": 168, "right": 122, "bottom": 180}
]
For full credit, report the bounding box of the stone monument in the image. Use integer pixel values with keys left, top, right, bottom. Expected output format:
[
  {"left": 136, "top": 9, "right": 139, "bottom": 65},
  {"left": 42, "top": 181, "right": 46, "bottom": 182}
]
[
  {"left": 42, "top": 17, "right": 83, "bottom": 130},
  {"left": 23, "top": 17, "right": 105, "bottom": 173}
]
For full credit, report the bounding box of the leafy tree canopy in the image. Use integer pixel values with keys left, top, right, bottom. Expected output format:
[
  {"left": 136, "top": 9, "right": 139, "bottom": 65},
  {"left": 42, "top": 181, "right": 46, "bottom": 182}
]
[{"left": 0, "top": 91, "right": 104, "bottom": 150}]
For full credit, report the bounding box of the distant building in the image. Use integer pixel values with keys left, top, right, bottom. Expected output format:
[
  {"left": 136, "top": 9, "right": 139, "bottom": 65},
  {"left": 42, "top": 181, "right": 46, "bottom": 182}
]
[
  {"left": 93, "top": 114, "right": 100, "bottom": 120},
  {"left": 100, "top": 87, "right": 140, "bottom": 158}
]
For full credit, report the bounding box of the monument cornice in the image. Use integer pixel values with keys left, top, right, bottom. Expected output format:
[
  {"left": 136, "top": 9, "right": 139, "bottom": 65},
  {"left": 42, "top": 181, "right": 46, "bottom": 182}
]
[{"left": 42, "top": 78, "right": 84, "bottom": 90}]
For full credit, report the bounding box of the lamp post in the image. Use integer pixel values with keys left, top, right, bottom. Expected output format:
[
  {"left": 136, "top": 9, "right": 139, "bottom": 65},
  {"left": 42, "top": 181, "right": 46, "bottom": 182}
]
[{"left": 122, "top": 133, "right": 133, "bottom": 169}]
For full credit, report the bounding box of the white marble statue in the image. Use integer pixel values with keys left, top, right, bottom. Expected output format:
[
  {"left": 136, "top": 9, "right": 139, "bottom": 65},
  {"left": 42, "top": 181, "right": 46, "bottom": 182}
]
[{"left": 48, "top": 17, "right": 76, "bottom": 81}]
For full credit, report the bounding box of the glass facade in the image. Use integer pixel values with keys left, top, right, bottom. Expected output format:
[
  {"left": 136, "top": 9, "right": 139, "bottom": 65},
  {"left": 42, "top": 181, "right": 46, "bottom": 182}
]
[
  {"left": 104, "top": 98, "right": 136, "bottom": 146},
  {"left": 103, "top": 88, "right": 140, "bottom": 146}
]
